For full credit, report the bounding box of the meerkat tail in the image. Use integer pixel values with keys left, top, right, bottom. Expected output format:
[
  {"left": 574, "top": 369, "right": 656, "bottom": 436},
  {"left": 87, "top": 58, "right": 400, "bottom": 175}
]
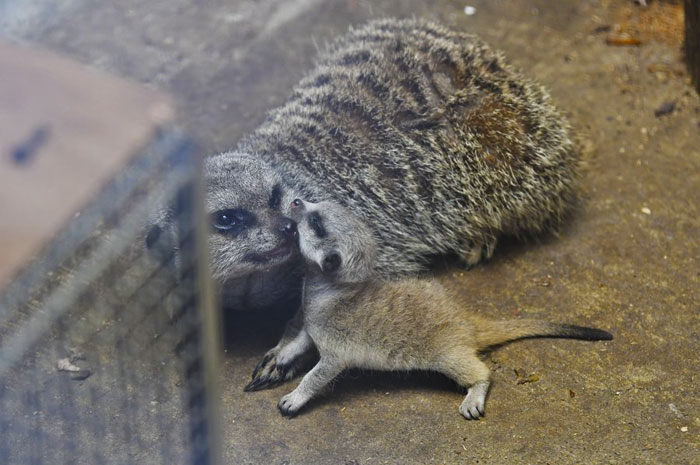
[{"left": 473, "top": 318, "right": 613, "bottom": 349}]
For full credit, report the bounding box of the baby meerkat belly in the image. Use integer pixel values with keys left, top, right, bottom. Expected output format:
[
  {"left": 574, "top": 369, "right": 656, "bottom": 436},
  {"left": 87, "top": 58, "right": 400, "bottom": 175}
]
[{"left": 309, "top": 323, "right": 432, "bottom": 371}]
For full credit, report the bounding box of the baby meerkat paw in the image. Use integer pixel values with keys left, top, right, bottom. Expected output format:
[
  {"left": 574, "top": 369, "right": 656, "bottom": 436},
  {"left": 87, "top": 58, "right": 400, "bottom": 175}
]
[
  {"left": 459, "top": 380, "right": 490, "bottom": 420},
  {"left": 245, "top": 347, "right": 298, "bottom": 392},
  {"left": 278, "top": 390, "right": 309, "bottom": 417}
]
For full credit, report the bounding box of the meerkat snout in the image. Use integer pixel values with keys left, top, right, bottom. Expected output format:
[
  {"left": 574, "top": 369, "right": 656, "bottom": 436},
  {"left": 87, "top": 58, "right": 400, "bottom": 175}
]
[
  {"left": 294, "top": 200, "right": 376, "bottom": 283},
  {"left": 320, "top": 253, "right": 341, "bottom": 274}
]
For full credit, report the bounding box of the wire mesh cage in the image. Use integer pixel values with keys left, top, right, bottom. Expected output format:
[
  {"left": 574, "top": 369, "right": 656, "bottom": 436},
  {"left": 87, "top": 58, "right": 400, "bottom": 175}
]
[{"left": 0, "top": 131, "right": 220, "bottom": 465}]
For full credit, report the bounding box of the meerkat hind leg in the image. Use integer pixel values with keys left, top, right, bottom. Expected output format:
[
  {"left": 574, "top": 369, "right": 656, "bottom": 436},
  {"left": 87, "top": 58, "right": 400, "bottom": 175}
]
[
  {"left": 278, "top": 357, "right": 343, "bottom": 416},
  {"left": 276, "top": 327, "right": 314, "bottom": 368},
  {"left": 440, "top": 350, "right": 492, "bottom": 420}
]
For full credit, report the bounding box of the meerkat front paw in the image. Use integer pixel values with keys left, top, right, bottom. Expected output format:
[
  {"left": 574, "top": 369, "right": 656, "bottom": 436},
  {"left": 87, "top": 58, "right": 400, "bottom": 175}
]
[
  {"left": 278, "top": 390, "right": 309, "bottom": 417},
  {"left": 459, "top": 380, "right": 489, "bottom": 420},
  {"left": 246, "top": 338, "right": 317, "bottom": 391},
  {"left": 245, "top": 347, "right": 297, "bottom": 391}
]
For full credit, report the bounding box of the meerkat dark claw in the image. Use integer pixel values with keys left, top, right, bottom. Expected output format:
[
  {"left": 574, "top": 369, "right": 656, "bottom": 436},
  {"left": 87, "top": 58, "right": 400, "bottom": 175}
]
[
  {"left": 251, "top": 353, "right": 274, "bottom": 380},
  {"left": 275, "top": 360, "right": 293, "bottom": 375},
  {"left": 277, "top": 401, "right": 298, "bottom": 417},
  {"left": 243, "top": 378, "right": 265, "bottom": 392},
  {"left": 246, "top": 361, "right": 297, "bottom": 391},
  {"left": 245, "top": 374, "right": 282, "bottom": 392},
  {"left": 248, "top": 331, "right": 318, "bottom": 391},
  {"left": 277, "top": 388, "right": 311, "bottom": 417}
]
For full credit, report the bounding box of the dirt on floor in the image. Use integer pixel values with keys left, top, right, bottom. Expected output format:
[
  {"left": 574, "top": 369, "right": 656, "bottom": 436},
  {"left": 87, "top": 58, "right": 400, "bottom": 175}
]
[{"left": 2, "top": 0, "right": 699, "bottom": 463}]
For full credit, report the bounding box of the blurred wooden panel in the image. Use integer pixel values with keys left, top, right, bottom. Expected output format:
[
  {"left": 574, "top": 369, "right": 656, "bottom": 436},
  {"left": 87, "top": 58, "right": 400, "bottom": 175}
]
[{"left": 0, "top": 40, "right": 174, "bottom": 287}]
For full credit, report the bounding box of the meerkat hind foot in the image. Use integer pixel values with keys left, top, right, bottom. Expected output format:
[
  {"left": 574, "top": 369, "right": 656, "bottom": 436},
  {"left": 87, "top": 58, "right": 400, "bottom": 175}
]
[
  {"left": 459, "top": 380, "right": 490, "bottom": 420},
  {"left": 277, "top": 358, "right": 343, "bottom": 416},
  {"left": 278, "top": 389, "right": 310, "bottom": 417}
]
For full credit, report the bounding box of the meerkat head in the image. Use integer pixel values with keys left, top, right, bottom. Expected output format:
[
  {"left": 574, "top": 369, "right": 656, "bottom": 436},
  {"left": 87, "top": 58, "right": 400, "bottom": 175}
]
[
  {"left": 145, "top": 152, "right": 301, "bottom": 283},
  {"left": 290, "top": 199, "right": 376, "bottom": 284}
]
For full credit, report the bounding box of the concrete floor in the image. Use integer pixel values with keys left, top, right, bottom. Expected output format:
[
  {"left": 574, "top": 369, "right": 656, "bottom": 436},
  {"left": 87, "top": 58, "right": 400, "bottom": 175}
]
[{"left": 2, "top": 0, "right": 699, "bottom": 463}]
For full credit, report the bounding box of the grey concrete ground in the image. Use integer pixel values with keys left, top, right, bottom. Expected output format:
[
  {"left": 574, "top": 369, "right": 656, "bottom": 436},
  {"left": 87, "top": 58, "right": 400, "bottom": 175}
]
[{"left": 2, "top": 0, "right": 699, "bottom": 463}]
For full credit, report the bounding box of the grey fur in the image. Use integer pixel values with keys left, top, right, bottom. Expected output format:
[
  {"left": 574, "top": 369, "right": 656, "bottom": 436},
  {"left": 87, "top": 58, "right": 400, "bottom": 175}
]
[
  {"left": 238, "top": 18, "right": 579, "bottom": 278},
  {"left": 276, "top": 200, "right": 611, "bottom": 419},
  {"left": 148, "top": 18, "right": 581, "bottom": 388},
  {"left": 193, "top": 17, "right": 579, "bottom": 282}
]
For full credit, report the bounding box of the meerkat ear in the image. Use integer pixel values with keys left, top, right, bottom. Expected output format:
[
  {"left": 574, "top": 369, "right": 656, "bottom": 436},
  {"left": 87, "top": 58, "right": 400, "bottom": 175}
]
[{"left": 321, "top": 253, "right": 341, "bottom": 274}]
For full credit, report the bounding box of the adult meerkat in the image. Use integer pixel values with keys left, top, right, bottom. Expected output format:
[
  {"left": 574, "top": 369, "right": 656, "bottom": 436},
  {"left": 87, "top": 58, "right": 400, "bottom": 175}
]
[
  {"left": 148, "top": 18, "right": 581, "bottom": 389},
  {"left": 273, "top": 199, "right": 612, "bottom": 419}
]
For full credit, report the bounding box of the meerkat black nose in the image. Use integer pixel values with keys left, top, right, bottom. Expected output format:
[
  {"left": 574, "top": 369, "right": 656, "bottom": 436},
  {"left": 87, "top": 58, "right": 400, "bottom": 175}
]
[
  {"left": 145, "top": 225, "right": 162, "bottom": 249},
  {"left": 321, "top": 253, "right": 341, "bottom": 273},
  {"left": 291, "top": 199, "right": 304, "bottom": 210},
  {"left": 277, "top": 217, "right": 297, "bottom": 238}
]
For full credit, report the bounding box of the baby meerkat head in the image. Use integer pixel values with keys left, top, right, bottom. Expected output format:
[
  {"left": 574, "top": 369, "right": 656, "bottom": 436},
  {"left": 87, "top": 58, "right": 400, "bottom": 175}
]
[{"left": 291, "top": 199, "right": 376, "bottom": 283}]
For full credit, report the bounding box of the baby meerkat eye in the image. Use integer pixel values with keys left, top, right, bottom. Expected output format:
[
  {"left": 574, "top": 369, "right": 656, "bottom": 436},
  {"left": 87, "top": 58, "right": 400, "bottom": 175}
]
[
  {"left": 307, "top": 211, "right": 327, "bottom": 238},
  {"left": 269, "top": 184, "right": 282, "bottom": 210},
  {"left": 321, "top": 253, "right": 341, "bottom": 273}
]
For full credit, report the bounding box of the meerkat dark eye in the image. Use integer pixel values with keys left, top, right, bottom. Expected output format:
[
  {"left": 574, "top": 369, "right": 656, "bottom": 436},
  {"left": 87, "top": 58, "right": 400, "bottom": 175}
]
[
  {"left": 269, "top": 184, "right": 282, "bottom": 210},
  {"left": 211, "top": 209, "right": 255, "bottom": 233},
  {"left": 307, "top": 211, "right": 327, "bottom": 238},
  {"left": 321, "top": 253, "right": 341, "bottom": 273}
]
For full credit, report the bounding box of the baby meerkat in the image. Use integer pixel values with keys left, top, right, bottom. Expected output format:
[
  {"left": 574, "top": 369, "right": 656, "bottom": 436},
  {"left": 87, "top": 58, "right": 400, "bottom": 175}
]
[{"left": 275, "top": 199, "right": 613, "bottom": 419}]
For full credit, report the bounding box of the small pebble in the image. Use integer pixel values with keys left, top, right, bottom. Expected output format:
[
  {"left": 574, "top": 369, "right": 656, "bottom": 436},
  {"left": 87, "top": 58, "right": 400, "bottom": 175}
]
[
  {"left": 654, "top": 101, "right": 675, "bottom": 117},
  {"left": 641, "top": 207, "right": 651, "bottom": 215},
  {"left": 681, "top": 426, "right": 688, "bottom": 432},
  {"left": 57, "top": 358, "right": 80, "bottom": 372},
  {"left": 464, "top": 6, "right": 476, "bottom": 15},
  {"left": 669, "top": 403, "right": 683, "bottom": 418}
]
